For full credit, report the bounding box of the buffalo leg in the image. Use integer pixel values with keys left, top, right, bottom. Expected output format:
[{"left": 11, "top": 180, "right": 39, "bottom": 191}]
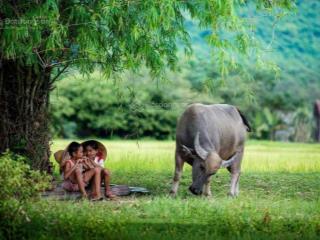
[
  {"left": 227, "top": 148, "right": 244, "bottom": 197},
  {"left": 203, "top": 176, "right": 212, "bottom": 196},
  {"left": 203, "top": 151, "right": 222, "bottom": 196},
  {"left": 170, "top": 151, "right": 184, "bottom": 195}
]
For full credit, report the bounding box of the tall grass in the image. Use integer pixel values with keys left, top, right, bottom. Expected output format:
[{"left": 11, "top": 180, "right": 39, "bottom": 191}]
[{"left": 51, "top": 140, "right": 320, "bottom": 174}]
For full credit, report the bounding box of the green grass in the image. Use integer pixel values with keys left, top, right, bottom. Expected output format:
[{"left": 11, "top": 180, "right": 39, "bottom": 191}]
[{"left": 13, "top": 140, "right": 320, "bottom": 239}]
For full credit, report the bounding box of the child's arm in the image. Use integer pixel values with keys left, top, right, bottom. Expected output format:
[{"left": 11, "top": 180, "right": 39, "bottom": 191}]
[
  {"left": 91, "top": 158, "right": 103, "bottom": 168},
  {"left": 64, "top": 160, "right": 80, "bottom": 179}
]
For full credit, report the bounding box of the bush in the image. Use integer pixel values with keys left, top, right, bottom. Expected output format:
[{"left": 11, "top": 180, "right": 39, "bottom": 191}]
[
  {"left": 0, "top": 151, "right": 51, "bottom": 239},
  {"left": 0, "top": 151, "right": 50, "bottom": 201}
]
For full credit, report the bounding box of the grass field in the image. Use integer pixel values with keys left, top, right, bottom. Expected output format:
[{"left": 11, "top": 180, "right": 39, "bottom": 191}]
[{"left": 16, "top": 140, "right": 320, "bottom": 239}]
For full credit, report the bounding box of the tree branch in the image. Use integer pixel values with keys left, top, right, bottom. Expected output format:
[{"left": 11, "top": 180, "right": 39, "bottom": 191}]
[{"left": 50, "top": 63, "right": 70, "bottom": 84}]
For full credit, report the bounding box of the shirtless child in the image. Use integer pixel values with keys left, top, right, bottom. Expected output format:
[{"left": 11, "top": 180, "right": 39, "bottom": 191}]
[
  {"left": 61, "top": 141, "right": 102, "bottom": 200},
  {"left": 82, "top": 140, "right": 116, "bottom": 199}
]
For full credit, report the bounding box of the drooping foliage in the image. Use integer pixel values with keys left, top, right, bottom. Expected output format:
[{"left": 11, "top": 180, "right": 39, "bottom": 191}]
[{"left": 1, "top": 0, "right": 295, "bottom": 75}]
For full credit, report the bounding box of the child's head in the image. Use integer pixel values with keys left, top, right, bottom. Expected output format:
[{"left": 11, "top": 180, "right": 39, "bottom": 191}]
[
  {"left": 67, "top": 142, "right": 83, "bottom": 159},
  {"left": 83, "top": 140, "right": 99, "bottom": 159}
]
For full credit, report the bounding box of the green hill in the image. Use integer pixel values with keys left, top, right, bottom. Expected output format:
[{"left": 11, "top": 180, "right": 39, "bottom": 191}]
[{"left": 186, "top": 0, "right": 320, "bottom": 74}]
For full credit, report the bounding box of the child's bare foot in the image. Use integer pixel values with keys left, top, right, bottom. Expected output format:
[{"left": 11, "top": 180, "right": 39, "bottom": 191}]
[
  {"left": 77, "top": 193, "right": 88, "bottom": 200},
  {"left": 105, "top": 191, "right": 117, "bottom": 199},
  {"left": 90, "top": 191, "right": 102, "bottom": 200},
  {"left": 90, "top": 194, "right": 103, "bottom": 201}
]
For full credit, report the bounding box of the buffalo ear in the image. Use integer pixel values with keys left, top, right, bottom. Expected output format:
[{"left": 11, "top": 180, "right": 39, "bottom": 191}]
[
  {"left": 181, "top": 145, "right": 192, "bottom": 155},
  {"left": 220, "top": 154, "right": 237, "bottom": 168}
]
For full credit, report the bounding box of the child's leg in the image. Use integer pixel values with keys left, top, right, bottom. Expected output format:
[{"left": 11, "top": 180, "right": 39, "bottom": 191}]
[
  {"left": 84, "top": 167, "right": 101, "bottom": 198},
  {"left": 70, "top": 168, "right": 87, "bottom": 197},
  {"left": 83, "top": 168, "right": 96, "bottom": 196},
  {"left": 102, "top": 168, "right": 115, "bottom": 197},
  {"left": 93, "top": 167, "right": 102, "bottom": 198}
]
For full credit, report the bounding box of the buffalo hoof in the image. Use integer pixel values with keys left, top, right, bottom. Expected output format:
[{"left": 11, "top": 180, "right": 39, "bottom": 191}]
[
  {"left": 169, "top": 190, "right": 177, "bottom": 197},
  {"left": 228, "top": 192, "right": 238, "bottom": 198},
  {"left": 203, "top": 192, "right": 212, "bottom": 197}
]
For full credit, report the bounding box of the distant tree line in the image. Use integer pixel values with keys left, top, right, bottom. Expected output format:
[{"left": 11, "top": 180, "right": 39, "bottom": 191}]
[{"left": 51, "top": 62, "right": 318, "bottom": 142}]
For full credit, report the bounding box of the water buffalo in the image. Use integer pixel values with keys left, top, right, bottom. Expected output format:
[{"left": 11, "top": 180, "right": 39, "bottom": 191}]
[{"left": 170, "top": 103, "right": 251, "bottom": 197}]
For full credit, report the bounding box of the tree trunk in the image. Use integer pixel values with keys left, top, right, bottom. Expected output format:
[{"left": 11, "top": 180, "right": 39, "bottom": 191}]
[{"left": 0, "top": 60, "right": 52, "bottom": 171}]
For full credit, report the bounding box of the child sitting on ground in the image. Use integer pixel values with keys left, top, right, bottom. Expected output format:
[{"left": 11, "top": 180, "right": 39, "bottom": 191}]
[
  {"left": 82, "top": 140, "right": 116, "bottom": 199},
  {"left": 61, "top": 141, "right": 102, "bottom": 200}
]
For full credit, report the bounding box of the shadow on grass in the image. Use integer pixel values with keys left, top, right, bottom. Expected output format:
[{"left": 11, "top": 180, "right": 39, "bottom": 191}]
[{"left": 4, "top": 219, "right": 320, "bottom": 240}]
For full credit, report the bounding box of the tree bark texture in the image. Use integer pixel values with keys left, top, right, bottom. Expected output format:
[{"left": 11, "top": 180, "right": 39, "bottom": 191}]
[{"left": 0, "top": 60, "right": 52, "bottom": 170}]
